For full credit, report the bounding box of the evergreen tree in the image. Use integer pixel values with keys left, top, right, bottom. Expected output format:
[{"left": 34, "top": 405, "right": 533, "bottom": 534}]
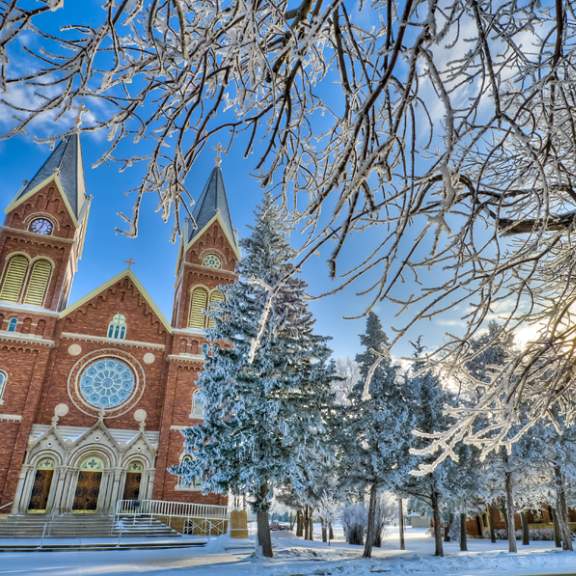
[
  {"left": 173, "top": 193, "right": 335, "bottom": 557},
  {"left": 338, "top": 312, "right": 413, "bottom": 558},
  {"left": 401, "top": 338, "right": 452, "bottom": 558}
]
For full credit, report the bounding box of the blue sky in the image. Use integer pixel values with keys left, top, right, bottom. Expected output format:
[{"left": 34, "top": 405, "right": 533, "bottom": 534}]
[{"left": 0, "top": 3, "right": 468, "bottom": 361}]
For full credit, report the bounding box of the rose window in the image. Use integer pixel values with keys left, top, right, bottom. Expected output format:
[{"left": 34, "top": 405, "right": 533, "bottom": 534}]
[
  {"left": 78, "top": 358, "right": 136, "bottom": 409},
  {"left": 202, "top": 254, "right": 222, "bottom": 269}
]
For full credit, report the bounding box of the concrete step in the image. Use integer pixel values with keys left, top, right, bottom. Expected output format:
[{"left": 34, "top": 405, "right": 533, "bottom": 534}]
[
  {"left": 0, "top": 540, "right": 207, "bottom": 552},
  {"left": 0, "top": 514, "right": 179, "bottom": 539}
]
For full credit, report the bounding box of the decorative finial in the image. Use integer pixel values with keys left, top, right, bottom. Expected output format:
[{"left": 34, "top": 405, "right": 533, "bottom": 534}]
[
  {"left": 214, "top": 143, "right": 224, "bottom": 167},
  {"left": 124, "top": 257, "right": 136, "bottom": 270}
]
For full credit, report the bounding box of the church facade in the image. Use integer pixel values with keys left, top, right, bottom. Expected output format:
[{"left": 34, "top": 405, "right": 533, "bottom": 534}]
[{"left": 0, "top": 135, "right": 238, "bottom": 515}]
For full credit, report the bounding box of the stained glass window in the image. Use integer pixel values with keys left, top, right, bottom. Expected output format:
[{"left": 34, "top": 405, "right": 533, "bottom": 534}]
[
  {"left": 202, "top": 254, "right": 222, "bottom": 269},
  {"left": 107, "top": 313, "right": 127, "bottom": 339},
  {"left": 79, "top": 358, "right": 136, "bottom": 409},
  {"left": 0, "top": 371, "right": 6, "bottom": 402},
  {"left": 79, "top": 456, "right": 104, "bottom": 471}
]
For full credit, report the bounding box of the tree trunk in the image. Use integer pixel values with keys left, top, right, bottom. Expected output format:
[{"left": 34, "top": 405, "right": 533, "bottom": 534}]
[
  {"left": 321, "top": 520, "right": 327, "bottom": 543},
  {"left": 551, "top": 507, "right": 562, "bottom": 548},
  {"left": 444, "top": 512, "right": 453, "bottom": 542},
  {"left": 520, "top": 511, "right": 529, "bottom": 546},
  {"left": 554, "top": 464, "right": 573, "bottom": 551},
  {"left": 488, "top": 505, "right": 497, "bottom": 543},
  {"left": 431, "top": 487, "right": 444, "bottom": 557},
  {"left": 256, "top": 508, "right": 273, "bottom": 557},
  {"left": 460, "top": 512, "right": 468, "bottom": 552},
  {"left": 363, "top": 482, "right": 378, "bottom": 558},
  {"left": 329, "top": 522, "right": 334, "bottom": 541},
  {"left": 296, "top": 509, "right": 304, "bottom": 537},
  {"left": 256, "top": 483, "right": 273, "bottom": 558},
  {"left": 307, "top": 510, "right": 314, "bottom": 541},
  {"left": 504, "top": 470, "right": 517, "bottom": 553},
  {"left": 398, "top": 497, "right": 406, "bottom": 551}
]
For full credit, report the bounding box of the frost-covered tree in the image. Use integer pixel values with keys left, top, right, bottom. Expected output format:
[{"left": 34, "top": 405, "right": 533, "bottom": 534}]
[
  {"left": 442, "top": 443, "right": 487, "bottom": 552},
  {"left": 6, "top": 2, "right": 576, "bottom": 451},
  {"left": 337, "top": 313, "right": 413, "bottom": 558},
  {"left": 173, "top": 193, "right": 335, "bottom": 557},
  {"left": 404, "top": 338, "right": 453, "bottom": 558}
]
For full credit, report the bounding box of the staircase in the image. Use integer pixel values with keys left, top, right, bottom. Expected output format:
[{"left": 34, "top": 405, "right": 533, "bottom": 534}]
[{"left": 0, "top": 513, "right": 179, "bottom": 539}]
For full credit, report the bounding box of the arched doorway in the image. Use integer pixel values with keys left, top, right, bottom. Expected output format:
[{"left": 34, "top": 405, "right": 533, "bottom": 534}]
[
  {"left": 27, "top": 457, "right": 55, "bottom": 513},
  {"left": 72, "top": 456, "right": 104, "bottom": 513},
  {"left": 122, "top": 461, "right": 144, "bottom": 500}
]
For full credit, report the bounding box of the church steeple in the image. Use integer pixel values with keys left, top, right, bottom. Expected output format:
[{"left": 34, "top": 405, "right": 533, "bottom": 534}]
[
  {"left": 172, "top": 164, "right": 238, "bottom": 330},
  {"left": 186, "top": 166, "right": 238, "bottom": 254},
  {"left": 0, "top": 134, "right": 91, "bottom": 311},
  {"left": 9, "top": 133, "right": 87, "bottom": 222}
]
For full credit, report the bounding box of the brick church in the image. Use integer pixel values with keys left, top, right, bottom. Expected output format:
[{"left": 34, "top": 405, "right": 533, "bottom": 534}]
[{"left": 0, "top": 135, "right": 238, "bottom": 515}]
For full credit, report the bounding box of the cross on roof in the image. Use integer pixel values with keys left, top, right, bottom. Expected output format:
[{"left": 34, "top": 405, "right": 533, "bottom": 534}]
[
  {"left": 214, "top": 143, "right": 224, "bottom": 167},
  {"left": 124, "top": 258, "right": 136, "bottom": 270}
]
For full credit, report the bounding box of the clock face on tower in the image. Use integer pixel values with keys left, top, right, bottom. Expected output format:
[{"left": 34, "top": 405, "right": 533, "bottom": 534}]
[{"left": 29, "top": 217, "right": 54, "bottom": 235}]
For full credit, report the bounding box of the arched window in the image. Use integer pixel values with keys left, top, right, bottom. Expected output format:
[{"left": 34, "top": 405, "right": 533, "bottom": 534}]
[
  {"left": 7, "top": 317, "right": 18, "bottom": 332},
  {"left": 190, "top": 390, "right": 205, "bottom": 418},
  {"left": 188, "top": 287, "right": 209, "bottom": 329},
  {"left": 107, "top": 314, "right": 127, "bottom": 339},
  {"left": 207, "top": 290, "right": 225, "bottom": 328},
  {"left": 0, "top": 371, "right": 7, "bottom": 403},
  {"left": 79, "top": 455, "right": 105, "bottom": 471},
  {"left": 0, "top": 254, "right": 29, "bottom": 302},
  {"left": 23, "top": 259, "right": 52, "bottom": 306}
]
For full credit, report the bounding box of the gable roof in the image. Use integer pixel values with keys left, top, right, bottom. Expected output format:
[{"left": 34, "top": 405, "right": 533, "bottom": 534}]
[
  {"left": 12, "top": 133, "right": 87, "bottom": 219},
  {"left": 187, "top": 166, "right": 238, "bottom": 250},
  {"left": 60, "top": 270, "right": 171, "bottom": 332}
]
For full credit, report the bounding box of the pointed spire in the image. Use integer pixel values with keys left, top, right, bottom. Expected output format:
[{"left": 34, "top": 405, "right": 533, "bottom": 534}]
[
  {"left": 187, "top": 164, "right": 238, "bottom": 250},
  {"left": 16, "top": 133, "right": 87, "bottom": 218}
]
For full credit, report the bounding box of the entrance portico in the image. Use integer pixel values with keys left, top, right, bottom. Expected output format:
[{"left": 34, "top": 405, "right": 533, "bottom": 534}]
[{"left": 13, "top": 418, "right": 157, "bottom": 515}]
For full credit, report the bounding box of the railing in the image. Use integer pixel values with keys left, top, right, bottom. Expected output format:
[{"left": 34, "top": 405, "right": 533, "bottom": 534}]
[
  {"left": 116, "top": 499, "right": 229, "bottom": 537},
  {"left": 115, "top": 499, "right": 228, "bottom": 520}
]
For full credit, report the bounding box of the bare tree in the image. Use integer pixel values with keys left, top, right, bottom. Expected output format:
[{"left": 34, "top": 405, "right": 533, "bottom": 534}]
[{"left": 2, "top": 1, "right": 576, "bottom": 454}]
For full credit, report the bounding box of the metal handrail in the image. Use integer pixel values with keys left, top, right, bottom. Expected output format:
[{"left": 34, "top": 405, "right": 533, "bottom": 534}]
[{"left": 115, "top": 499, "right": 228, "bottom": 520}]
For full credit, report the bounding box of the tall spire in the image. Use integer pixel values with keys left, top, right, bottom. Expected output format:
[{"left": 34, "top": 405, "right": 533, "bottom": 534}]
[
  {"left": 187, "top": 164, "right": 237, "bottom": 250},
  {"left": 16, "top": 133, "right": 87, "bottom": 218}
]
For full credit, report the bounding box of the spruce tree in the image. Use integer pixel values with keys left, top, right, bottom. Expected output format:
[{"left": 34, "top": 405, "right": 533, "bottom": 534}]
[
  {"left": 338, "top": 312, "right": 413, "bottom": 558},
  {"left": 173, "top": 193, "right": 335, "bottom": 557}
]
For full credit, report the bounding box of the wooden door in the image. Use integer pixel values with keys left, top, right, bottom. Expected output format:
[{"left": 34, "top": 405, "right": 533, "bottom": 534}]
[
  {"left": 72, "top": 471, "right": 102, "bottom": 512},
  {"left": 27, "top": 469, "right": 53, "bottom": 512},
  {"left": 122, "top": 472, "right": 142, "bottom": 501}
]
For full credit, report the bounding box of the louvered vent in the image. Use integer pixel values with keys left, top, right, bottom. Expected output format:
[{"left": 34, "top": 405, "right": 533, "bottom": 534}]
[
  {"left": 188, "top": 287, "right": 209, "bottom": 329},
  {"left": 0, "top": 255, "right": 29, "bottom": 302},
  {"left": 207, "top": 290, "right": 224, "bottom": 328},
  {"left": 23, "top": 259, "right": 52, "bottom": 306}
]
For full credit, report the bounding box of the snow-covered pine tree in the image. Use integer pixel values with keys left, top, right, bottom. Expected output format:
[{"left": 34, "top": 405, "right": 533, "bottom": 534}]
[
  {"left": 402, "top": 337, "right": 452, "bottom": 558},
  {"left": 338, "top": 312, "right": 413, "bottom": 558},
  {"left": 172, "top": 193, "right": 335, "bottom": 558}
]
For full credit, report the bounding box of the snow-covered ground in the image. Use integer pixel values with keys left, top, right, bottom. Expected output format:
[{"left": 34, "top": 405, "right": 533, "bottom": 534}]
[{"left": 1, "top": 526, "right": 576, "bottom": 575}]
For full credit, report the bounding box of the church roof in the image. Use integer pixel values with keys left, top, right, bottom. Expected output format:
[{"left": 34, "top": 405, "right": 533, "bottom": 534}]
[
  {"left": 17, "top": 133, "right": 87, "bottom": 218},
  {"left": 187, "top": 165, "right": 237, "bottom": 249}
]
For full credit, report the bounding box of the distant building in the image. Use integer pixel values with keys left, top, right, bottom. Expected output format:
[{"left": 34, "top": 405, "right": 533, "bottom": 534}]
[{"left": 0, "top": 135, "right": 239, "bottom": 515}]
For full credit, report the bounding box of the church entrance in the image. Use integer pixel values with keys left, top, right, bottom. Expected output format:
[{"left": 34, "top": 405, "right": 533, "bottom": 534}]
[
  {"left": 122, "top": 461, "right": 144, "bottom": 500},
  {"left": 72, "top": 456, "right": 104, "bottom": 513},
  {"left": 27, "top": 457, "right": 55, "bottom": 513}
]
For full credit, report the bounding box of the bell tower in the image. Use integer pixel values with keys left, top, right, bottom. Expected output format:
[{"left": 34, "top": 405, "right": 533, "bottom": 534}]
[
  {"left": 172, "top": 163, "right": 239, "bottom": 331},
  {"left": 0, "top": 133, "right": 90, "bottom": 312}
]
